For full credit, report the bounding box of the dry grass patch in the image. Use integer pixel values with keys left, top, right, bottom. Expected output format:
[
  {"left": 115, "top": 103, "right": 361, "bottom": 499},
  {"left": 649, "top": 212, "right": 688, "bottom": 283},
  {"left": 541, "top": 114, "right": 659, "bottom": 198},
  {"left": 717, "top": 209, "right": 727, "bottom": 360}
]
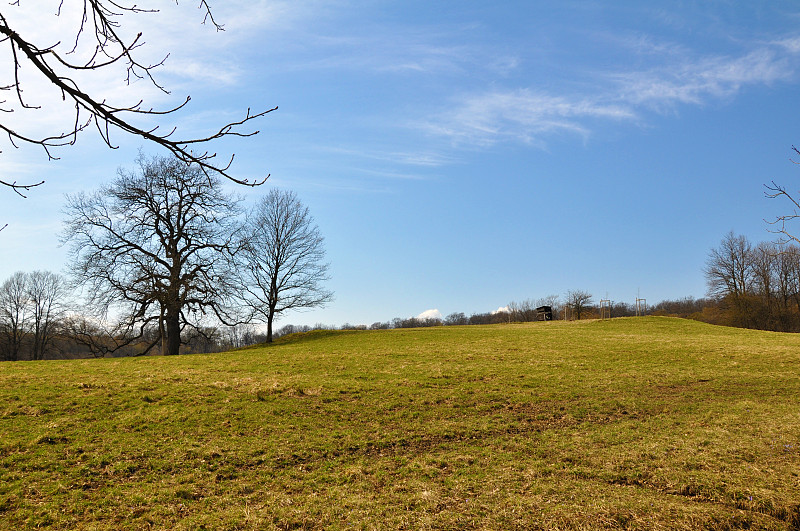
[{"left": 1, "top": 317, "right": 799, "bottom": 529}]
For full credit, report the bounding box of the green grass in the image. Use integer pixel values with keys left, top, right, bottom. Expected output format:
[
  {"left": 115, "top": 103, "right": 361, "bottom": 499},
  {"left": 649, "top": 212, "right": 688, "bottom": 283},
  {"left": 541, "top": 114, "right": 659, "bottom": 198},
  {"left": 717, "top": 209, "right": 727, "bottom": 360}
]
[{"left": 2, "top": 317, "right": 800, "bottom": 529}]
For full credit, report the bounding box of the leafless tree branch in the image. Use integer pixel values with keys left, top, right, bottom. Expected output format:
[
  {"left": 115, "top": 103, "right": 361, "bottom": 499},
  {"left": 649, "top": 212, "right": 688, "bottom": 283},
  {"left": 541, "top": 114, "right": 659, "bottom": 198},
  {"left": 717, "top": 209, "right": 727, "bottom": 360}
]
[
  {"left": 1, "top": 177, "right": 44, "bottom": 197},
  {"left": 63, "top": 153, "right": 246, "bottom": 356},
  {"left": 764, "top": 146, "right": 800, "bottom": 246},
  {"left": 0, "top": 1, "right": 274, "bottom": 194}
]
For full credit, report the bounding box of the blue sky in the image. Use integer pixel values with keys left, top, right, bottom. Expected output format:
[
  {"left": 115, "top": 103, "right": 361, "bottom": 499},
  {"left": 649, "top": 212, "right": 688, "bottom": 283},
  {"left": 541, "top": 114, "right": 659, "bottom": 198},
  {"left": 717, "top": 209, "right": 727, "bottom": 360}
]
[{"left": 3, "top": 1, "right": 800, "bottom": 327}]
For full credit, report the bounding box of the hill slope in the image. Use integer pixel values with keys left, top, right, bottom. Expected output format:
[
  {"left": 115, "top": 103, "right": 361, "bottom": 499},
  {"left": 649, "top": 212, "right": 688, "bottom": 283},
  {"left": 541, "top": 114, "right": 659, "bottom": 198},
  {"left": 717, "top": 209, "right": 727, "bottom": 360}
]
[{"left": 1, "top": 317, "right": 800, "bottom": 529}]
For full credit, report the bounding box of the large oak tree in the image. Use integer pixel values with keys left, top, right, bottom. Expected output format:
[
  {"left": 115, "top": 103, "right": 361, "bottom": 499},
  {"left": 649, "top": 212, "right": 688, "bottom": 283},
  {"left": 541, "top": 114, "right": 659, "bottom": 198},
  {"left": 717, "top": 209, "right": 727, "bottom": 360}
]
[{"left": 62, "top": 153, "right": 241, "bottom": 355}]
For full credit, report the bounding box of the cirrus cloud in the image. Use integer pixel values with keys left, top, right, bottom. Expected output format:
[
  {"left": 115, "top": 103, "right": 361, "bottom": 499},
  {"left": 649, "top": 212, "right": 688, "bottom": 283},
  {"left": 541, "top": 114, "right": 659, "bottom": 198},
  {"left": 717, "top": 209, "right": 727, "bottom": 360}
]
[{"left": 422, "top": 40, "right": 800, "bottom": 148}]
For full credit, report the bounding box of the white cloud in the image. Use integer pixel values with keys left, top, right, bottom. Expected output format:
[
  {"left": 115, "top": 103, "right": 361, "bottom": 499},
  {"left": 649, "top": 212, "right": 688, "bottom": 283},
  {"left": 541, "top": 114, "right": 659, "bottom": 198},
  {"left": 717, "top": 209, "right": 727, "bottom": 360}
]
[
  {"left": 218, "top": 0, "right": 347, "bottom": 36},
  {"left": 416, "top": 309, "right": 442, "bottom": 320},
  {"left": 492, "top": 306, "right": 510, "bottom": 315},
  {"left": 775, "top": 37, "right": 800, "bottom": 54},
  {"left": 616, "top": 47, "right": 795, "bottom": 108},
  {"left": 424, "top": 89, "right": 635, "bottom": 147},
  {"left": 423, "top": 40, "right": 800, "bottom": 148}
]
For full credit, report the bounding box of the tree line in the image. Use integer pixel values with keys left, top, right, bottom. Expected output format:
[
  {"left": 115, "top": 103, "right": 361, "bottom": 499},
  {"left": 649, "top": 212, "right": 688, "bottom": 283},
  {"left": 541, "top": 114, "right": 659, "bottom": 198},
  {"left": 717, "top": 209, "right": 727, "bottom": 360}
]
[
  {"left": 9, "top": 150, "right": 800, "bottom": 360},
  {"left": 703, "top": 232, "right": 800, "bottom": 332},
  {"left": 1, "top": 266, "right": 709, "bottom": 360},
  {"left": 277, "top": 292, "right": 705, "bottom": 338}
]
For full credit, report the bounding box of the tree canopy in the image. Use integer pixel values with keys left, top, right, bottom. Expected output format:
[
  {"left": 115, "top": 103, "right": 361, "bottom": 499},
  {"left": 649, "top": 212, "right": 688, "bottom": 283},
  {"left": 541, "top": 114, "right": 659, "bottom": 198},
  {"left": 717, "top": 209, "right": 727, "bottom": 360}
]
[
  {"left": 239, "top": 189, "right": 333, "bottom": 343},
  {"left": 62, "top": 153, "right": 242, "bottom": 355}
]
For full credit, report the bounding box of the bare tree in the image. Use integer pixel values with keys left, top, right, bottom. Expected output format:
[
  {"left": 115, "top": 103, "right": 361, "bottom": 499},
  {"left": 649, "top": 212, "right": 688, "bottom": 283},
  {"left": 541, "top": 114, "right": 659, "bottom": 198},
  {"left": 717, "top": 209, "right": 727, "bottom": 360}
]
[
  {"left": 0, "top": 2, "right": 275, "bottom": 196},
  {"left": 444, "top": 312, "right": 468, "bottom": 326},
  {"left": 0, "top": 271, "right": 29, "bottom": 361},
  {"left": 507, "top": 299, "right": 536, "bottom": 322},
  {"left": 221, "top": 323, "right": 256, "bottom": 349},
  {"left": 26, "top": 270, "right": 69, "bottom": 360},
  {"left": 59, "top": 314, "right": 119, "bottom": 358},
  {"left": 704, "top": 233, "right": 755, "bottom": 297},
  {"left": 704, "top": 232, "right": 757, "bottom": 328},
  {"left": 750, "top": 242, "right": 779, "bottom": 330},
  {"left": 565, "top": 289, "right": 593, "bottom": 320},
  {"left": 239, "top": 190, "right": 333, "bottom": 343},
  {"left": 776, "top": 245, "right": 800, "bottom": 329},
  {"left": 62, "top": 153, "right": 242, "bottom": 356}
]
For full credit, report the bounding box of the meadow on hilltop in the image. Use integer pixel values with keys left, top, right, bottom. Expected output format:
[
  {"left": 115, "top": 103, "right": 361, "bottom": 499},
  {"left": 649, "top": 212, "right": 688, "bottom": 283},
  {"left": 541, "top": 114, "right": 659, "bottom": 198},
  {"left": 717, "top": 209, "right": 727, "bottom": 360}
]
[{"left": 1, "top": 317, "right": 800, "bottom": 529}]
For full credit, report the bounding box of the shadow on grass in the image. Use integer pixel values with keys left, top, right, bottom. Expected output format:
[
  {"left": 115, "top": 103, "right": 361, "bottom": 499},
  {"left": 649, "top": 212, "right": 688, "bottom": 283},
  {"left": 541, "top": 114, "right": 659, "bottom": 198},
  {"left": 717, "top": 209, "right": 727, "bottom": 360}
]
[{"left": 235, "top": 328, "right": 364, "bottom": 350}]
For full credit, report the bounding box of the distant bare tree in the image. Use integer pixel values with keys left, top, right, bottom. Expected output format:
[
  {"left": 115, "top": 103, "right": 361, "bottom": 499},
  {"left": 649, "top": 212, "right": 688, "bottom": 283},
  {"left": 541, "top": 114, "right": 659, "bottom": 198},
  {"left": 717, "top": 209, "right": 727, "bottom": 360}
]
[
  {"left": 62, "top": 153, "right": 242, "bottom": 356},
  {"left": 239, "top": 190, "right": 333, "bottom": 343},
  {"left": 507, "top": 299, "right": 536, "bottom": 322},
  {"left": 705, "top": 233, "right": 755, "bottom": 299},
  {"left": 221, "top": 324, "right": 257, "bottom": 349},
  {"left": 704, "top": 232, "right": 756, "bottom": 327},
  {"left": 0, "top": 2, "right": 275, "bottom": 196},
  {"left": 26, "top": 271, "right": 69, "bottom": 360},
  {"left": 565, "top": 290, "right": 593, "bottom": 320},
  {"left": 0, "top": 271, "right": 29, "bottom": 361},
  {"left": 183, "top": 325, "right": 223, "bottom": 354},
  {"left": 536, "top": 294, "right": 560, "bottom": 310},
  {"left": 444, "top": 312, "right": 468, "bottom": 326},
  {"left": 651, "top": 297, "right": 708, "bottom": 317},
  {"left": 749, "top": 242, "right": 778, "bottom": 329},
  {"left": 775, "top": 245, "right": 800, "bottom": 329}
]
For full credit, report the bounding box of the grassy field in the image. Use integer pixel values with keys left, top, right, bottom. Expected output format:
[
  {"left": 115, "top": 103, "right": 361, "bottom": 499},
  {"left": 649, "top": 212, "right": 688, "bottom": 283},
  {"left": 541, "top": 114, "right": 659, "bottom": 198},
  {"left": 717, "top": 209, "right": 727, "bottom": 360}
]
[{"left": 1, "top": 317, "right": 800, "bottom": 530}]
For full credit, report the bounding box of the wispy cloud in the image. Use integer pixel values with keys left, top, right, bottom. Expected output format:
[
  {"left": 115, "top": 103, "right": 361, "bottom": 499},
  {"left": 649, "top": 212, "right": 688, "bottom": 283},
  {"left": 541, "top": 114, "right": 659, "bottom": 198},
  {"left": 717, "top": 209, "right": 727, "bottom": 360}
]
[
  {"left": 160, "top": 60, "right": 243, "bottom": 86},
  {"left": 775, "top": 37, "right": 800, "bottom": 54},
  {"left": 615, "top": 47, "right": 794, "bottom": 108},
  {"left": 319, "top": 146, "right": 456, "bottom": 168},
  {"left": 281, "top": 36, "right": 501, "bottom": 77},
  {"left": 256, "top": 12, "right": 520, "bottom": 79},
  {"left": 423, "top": 90, "right": 635, "bottom": 147},
  {"left": 426, "top": 40, "right": 800, "bottom": 147}
]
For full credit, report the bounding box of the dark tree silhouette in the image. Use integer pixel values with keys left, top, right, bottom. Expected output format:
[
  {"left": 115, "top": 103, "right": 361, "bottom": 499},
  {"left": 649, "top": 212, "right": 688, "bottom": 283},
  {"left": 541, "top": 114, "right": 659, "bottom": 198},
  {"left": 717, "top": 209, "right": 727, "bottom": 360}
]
[
  {"left": 62, "top": 153, "right": 242, "bottom": 356},
  {"left": 0, "top": 1, "right": 275, "bottom": 196},
  {"left": 239, "top": 190, "right": 333, "bottom": 343}
]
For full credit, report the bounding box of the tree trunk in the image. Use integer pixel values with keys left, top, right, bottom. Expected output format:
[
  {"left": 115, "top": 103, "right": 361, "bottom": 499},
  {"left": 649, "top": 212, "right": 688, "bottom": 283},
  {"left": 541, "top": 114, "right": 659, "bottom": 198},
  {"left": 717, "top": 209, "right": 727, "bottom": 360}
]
[
  {"left": 159, "top": 306, "right": 167, "bottom": 356},
  {"left": 32, "top": 321, "right": 42, "bottom": 361},
  {"left": 165, "top": 309, "right": 181, "bottom": 355},
  {"left": 266, "top": 312, "right": 274, "bottom": 344}
]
